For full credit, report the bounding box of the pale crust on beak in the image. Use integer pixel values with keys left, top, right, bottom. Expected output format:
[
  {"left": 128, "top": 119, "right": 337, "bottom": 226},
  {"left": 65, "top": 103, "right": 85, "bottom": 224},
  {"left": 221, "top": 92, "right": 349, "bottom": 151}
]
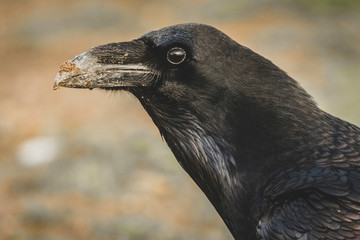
[{"left": 53, "top": 52, "right": 152, "bottom": 90}]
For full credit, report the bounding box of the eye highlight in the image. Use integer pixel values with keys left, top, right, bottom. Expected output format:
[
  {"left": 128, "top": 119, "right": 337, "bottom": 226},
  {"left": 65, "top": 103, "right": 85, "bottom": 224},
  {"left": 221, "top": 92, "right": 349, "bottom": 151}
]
[{"left": 167, "top": 47, "right": 186, "bottom": 65}]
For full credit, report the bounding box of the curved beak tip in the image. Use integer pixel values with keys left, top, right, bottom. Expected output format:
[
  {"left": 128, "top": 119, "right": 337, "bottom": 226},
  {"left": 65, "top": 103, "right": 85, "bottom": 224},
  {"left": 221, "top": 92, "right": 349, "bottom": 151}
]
[
  {"left": 53, "top": 73, "right": 63, "bottom": 90},
  {"left": 53, "top": 60, "right": 83, "bottom": 90}
]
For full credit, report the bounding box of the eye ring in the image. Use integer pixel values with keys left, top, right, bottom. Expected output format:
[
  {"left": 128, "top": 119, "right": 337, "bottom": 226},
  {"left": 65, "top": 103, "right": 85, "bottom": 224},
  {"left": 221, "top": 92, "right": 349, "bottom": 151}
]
[{"left": 167, "top": 47, "right": 187, "bottom": 65}]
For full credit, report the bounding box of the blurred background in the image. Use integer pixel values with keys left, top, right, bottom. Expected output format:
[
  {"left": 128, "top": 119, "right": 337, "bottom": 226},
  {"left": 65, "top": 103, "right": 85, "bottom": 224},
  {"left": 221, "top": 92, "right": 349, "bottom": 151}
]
[{"left": 1, "top": 0, "right": 360, "bottom": 239}]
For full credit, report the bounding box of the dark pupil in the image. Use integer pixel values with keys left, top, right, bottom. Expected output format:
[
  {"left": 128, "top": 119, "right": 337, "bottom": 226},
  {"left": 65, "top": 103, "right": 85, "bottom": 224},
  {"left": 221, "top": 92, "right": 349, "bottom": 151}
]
[{"left": 168, "top": 49, "right": 185, "bottom": 64}]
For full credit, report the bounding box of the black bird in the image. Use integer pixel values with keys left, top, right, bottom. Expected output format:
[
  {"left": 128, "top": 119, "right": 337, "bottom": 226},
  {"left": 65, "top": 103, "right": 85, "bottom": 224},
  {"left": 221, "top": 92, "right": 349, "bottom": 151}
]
[{"left": 54, "top": 23, "right": 360, "bottom": 240}]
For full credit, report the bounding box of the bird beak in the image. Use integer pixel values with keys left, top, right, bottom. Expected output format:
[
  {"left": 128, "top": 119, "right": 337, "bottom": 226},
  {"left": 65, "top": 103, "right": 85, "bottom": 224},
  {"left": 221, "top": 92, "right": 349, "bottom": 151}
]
[{"left": 53, "top": 41, "right": 152, "bottom": 90}]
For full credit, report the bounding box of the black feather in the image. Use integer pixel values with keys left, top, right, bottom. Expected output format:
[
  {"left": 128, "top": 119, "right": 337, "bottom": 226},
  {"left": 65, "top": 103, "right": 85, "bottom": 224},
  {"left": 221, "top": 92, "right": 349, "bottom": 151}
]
[{"left": 57, "top": 23, "right": 360, "bottom": 240}]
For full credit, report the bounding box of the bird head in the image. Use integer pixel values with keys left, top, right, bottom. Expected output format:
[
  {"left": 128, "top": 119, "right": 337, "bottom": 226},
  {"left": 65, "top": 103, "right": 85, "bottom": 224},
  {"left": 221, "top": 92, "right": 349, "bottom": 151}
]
[
  {"left": 54, "top": 24, "right": 240, "bottom": 113},
  {"left": 54, "top": 23, "right": 320, "bottom": 153}
]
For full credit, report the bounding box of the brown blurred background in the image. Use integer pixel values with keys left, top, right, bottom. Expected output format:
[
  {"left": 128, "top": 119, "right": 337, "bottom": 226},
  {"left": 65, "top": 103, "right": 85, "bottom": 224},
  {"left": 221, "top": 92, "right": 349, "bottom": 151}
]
[{"left": 1, "top": 0, "right": 360, "bottom": 239}]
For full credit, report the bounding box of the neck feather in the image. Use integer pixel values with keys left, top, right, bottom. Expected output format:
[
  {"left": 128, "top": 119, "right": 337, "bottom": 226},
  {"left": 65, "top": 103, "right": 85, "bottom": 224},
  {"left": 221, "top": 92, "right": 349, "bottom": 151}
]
[{"left": 137, "top": 96, "right": 260, "bottom": 238}]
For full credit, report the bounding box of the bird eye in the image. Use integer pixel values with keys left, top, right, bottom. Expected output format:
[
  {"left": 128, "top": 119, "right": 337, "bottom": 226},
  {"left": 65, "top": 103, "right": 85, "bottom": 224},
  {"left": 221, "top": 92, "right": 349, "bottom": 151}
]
[{"left": 167, "top": 47, "right": 186, "bottom": 65}]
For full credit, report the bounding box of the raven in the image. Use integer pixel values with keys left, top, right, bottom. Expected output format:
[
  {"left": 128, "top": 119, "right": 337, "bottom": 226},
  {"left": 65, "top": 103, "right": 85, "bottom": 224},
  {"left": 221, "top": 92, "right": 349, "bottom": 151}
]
[{"left": 54, "top": 23, "right": 360, "bottom": 240}]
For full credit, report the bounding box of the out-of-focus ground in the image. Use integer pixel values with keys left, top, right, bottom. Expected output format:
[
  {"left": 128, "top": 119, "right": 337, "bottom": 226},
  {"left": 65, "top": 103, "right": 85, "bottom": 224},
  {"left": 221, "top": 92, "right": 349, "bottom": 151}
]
[{"left": 1, "top": 0, "right": 360, "bottom": 239}]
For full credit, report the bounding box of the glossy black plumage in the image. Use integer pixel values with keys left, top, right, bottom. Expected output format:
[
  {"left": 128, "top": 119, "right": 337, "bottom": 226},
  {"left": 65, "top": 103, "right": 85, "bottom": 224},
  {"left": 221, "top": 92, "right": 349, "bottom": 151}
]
[{"left": 54, "top": 23, "right": 360, "bottom": 240}]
